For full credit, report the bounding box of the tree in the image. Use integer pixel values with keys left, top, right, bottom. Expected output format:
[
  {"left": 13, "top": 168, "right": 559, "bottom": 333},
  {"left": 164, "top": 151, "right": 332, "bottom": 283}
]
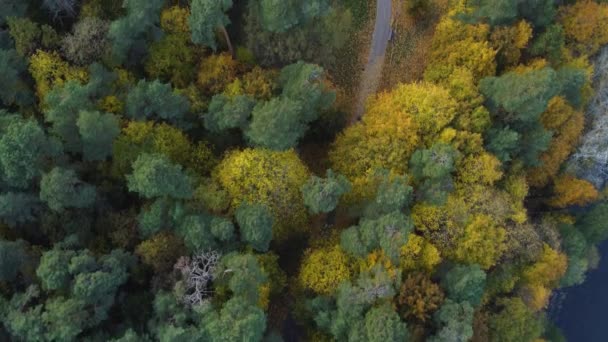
[
  {"left": 0, "top": 0, "right": 27, "bottom": 26},
  {"left": 202, "top": 297, "right": 266, "bottom": 342},
  {"left": 456, "top": 152, "right": 503, "bottom": 186},
  {"left": 429, "top": 299, "right": 474, "bottom": 342},
  {"left": 301, "top": 170, "right": 351, "bottom": 214},
  {"left": 481, "top": 67, "right": 559, "bottom": 123},
  {"left": 197, "top": 53, "right": 238, "bottom": 94},
  {"left": 39, "top": 167, "right": 96, "bottom": 212},
  {"left": 577, "top": 201, "right": 608, "bottom": 244},
  {"left": 77, "top": 110, "right": 120, "bottom": 161},
  {"left": 549, "top": 175, "right": 599, "bottom": 208},
  {"left": 529, "top": 24, "right": 565, "bottom": 64},
  {"left": 136, "top": 232, "right": 184, "bottom": 272},
  {"left": 125, "top": 80, "right": 189, "bottom": 124},
  {"left": 214, "top": 148, "right": 309, "bottom": 240},
  {"left": 489, "top": 21, "right": 532, "bottom": 68},
  {"left": 216, "top": 253, "right": 268, "bottom": 304},
  {"left": 399, "top": 234, "right": 441, "bottom": 272},
  {"left": 424, "top": 14, "right": 496, "bottom": 84},
  {"left": 0, "top": 118, "right": 50, "bottom": 189},
  {"left": 254, "top": 0, "right": 330, "bottom": 33},
  {"left": 42, "top": 0, "right": 77, "bottom": 19},
  {"left": 0, "top": 192, "right": 40, "bottom": 227},
  {"left": 358, "top": 303, "right": 409, "bottom": 342},
  {"left": 330, "top": 83, "right": 456, "bottom": 199},
  {"left": 108, "top": 0, "right": 164, "bottom": 64},
  {"left": 528, "top": 97, "right": 584, "bottom": 187},
  {"left": 341, "top": 211, "right": 414, "bottom": 263},
  {"left": 235, "top": 203, "right": 273, "bottom": 252},
  {"left": 145, "top": 33, "right": 198, "bottom": 87},
  {"left": 0, "top": 49, "right": 32, "bottom": 108},
  {"left": 44, "top": 81, "right": 95, "bottom": 154},
  {"left": 7, "top": 17, "right": 60, "bottom": 57},
  {"left": 452, "top": 214, "right": 506, "bottom": 269},
  {"left": 245, "top": 62, "right": 335, "bottom": 150},
  {"left": 460, "top": 0, "right": 519, "bottom": 27},
  {"left": 443, "top": 264, "right": 486, "bottom": 306},
  {"left": 62, "top": 17, "right": 110, "bottom": 66},
  {"left": 298, "top": 245, "right": 352, "bottom": 295},
  {"left": 28, "top": 50, "right": 88, "bottom": 102},
  {"left": 245, "top": 97, "right": 305, "bottom": 150},
  {"left": 189, "top": 0, "right": 233, "bottom": 54},
  {"left": 397, "top": 272, "right": 444, "bottom": 322},
  {"left": 204, "top": 94, "right": 256, "bottom": 132},
  {"left": 488, "top": 298, "right": 543, "bottom": 342},
  {"left": 37, "top": 248, "right": 76, "bottom": 291},
  {"left": 559, "top": 0, "right": 608, "bottom": 56},
  {"left": 112, "top": 121, "right": 214, "bottom": 177},
  {"left": 126, "top": 153, "right": 193, "bottom": 200},
  {"left": 0, "top": 239, "right": 27, "bottom": 282},
  {"left": 161, "top": 6, "right": 190, "bottom": 34}
]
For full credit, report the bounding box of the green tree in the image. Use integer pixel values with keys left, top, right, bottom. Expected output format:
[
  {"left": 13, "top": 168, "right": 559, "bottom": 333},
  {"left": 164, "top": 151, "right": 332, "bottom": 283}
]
[
  {"left": 44, "top": 81, "right": 95, "bottom": 154},
  {"left": 577, "top": 202, "right": 608, "bottom": 244},
  {"left": 442, "top": 264, "right": 486, "bottom": 306},
  {"left": 125, "top": 80, "right": 189, "bottom": 125},
  {"left": 0, "top": 49, "right": 32, "bottom": 107},
  {"left": 245, "top": 97, "right": 304, "bottom": 150},
  {"left": 529, "top": 24, "right": 565, "bottom": 64},
  {"left": 189, "top": 0, "right": 233, "bottom": 53},
  {"left": 108, "top": 0, "right": 164, "bottom": 64},
  {"left": 301, "top": 169, "right": 351, "bottom": 214},
  {"left": 341, "top": 211, "right": 413, "bottom": 263},
  {"left": 126, "top": 153, "right": 193, "bottom": 200},
  {"left": 0, "top": 192, "right": 40, "bottom": 227},
  {"left": 480, "top": 67, "right": 559, "bottom": 123},
  {"left": 204, "top": 94, "right": 256, "bottom": 132},
  {"left": 37, "top": 248, "right": 76, "bottom": 291},
  {"left": 255, "top": 0, "right": 330, "bottom": 33},
  {"left": 0, "top": 118, "right": 51, "bottom": 189},
  {"left": 429, "top": 299, "right": 474, "bottom": 342},
  {"left": 357, "top": 303, "right": 409, "bottom": 342},
  {"left": 202, "top": 297, "right": 266, "bottom": 342},
  {"left": 0, "top": 239, "right": 27, "bottom": 282},
  {"left": 0, "top": 0, "right": 27, "bottom": 26},
  {"left": 217, "top": 253, "right": 268, "bottom": 304},
  {"left": 39, "top": 167, "right": 96, "bottom": 212},
  {"left": 235, "top": 203, "right": 273, "bottom": 252},
  {"left": 77, "top": 110, "right": 120, "bottom": 161},
  {"left": 364, "top": 173, "right": 413, "bottom": 218},
  {"left": 409, "top": 143, "right": 457, "bottom": 204}
]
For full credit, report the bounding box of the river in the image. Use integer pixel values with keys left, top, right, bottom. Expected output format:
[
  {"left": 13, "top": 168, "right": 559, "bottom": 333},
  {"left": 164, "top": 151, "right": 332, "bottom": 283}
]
[{"left": 551, "top": 240, "right": 608, "bottom": 341}]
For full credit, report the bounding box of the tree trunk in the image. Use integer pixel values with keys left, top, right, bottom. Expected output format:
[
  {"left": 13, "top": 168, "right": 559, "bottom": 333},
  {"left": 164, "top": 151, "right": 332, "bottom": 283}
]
[{"left": 220, "top": 25, "right": 235, "bottom": 58}]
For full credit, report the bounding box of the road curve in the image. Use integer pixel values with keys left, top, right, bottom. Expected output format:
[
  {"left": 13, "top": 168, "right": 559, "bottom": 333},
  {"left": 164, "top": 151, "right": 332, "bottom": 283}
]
[{"left": 351, "top": 0, "right": 392, "bottom": 123}]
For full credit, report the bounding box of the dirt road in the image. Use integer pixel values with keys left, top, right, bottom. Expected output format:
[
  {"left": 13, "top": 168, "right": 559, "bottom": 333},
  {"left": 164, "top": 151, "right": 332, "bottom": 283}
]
[{"left": 350, "top": 0, "right": 392, "bottom": 123}]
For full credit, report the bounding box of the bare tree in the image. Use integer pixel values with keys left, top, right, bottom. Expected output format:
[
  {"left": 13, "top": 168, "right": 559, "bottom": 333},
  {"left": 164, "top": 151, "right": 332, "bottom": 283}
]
[
  {"left": 569, "top": 47, "right": 608, "bottom": 188},
  {"left": 174, "top": 251, "right": 221, "bottom": 307}
]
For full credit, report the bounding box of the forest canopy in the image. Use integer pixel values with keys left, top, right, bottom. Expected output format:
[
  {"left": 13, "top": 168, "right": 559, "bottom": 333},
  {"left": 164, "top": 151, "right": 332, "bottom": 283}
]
[{"left": 1, "top": 0, "right": 608, "bottom": 341}]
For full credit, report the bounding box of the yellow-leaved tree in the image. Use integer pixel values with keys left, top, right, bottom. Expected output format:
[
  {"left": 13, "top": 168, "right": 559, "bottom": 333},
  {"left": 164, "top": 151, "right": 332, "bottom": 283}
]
[
  {"left": 298, "top": 245, "right": 353, "bottom": 295},
  {"left": 330, "top": 82, "right": 458, "bottom": 201},
  {"left": 214, "top": 148, "right": 310, "bottom": 240},
  {"left": 528, "top": 97, "right": 584, "bottom": 187},
  {"left": 424, "top": 11, "right": 496, "bottom": 84},
  {"left": 29, "top": 50, "right": 88, "bottom": 102}
]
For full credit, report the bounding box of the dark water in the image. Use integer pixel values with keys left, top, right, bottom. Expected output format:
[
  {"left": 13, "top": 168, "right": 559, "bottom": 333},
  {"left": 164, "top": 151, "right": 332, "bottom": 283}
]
[{"left": 552, "top": 240, "right": 608, "bottom": 342}]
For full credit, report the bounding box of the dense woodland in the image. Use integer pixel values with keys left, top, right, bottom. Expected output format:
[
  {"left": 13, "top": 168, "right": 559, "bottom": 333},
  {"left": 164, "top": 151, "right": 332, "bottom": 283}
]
[{"left": 2, "top": 0, "right": 608, "bottom": 341}]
